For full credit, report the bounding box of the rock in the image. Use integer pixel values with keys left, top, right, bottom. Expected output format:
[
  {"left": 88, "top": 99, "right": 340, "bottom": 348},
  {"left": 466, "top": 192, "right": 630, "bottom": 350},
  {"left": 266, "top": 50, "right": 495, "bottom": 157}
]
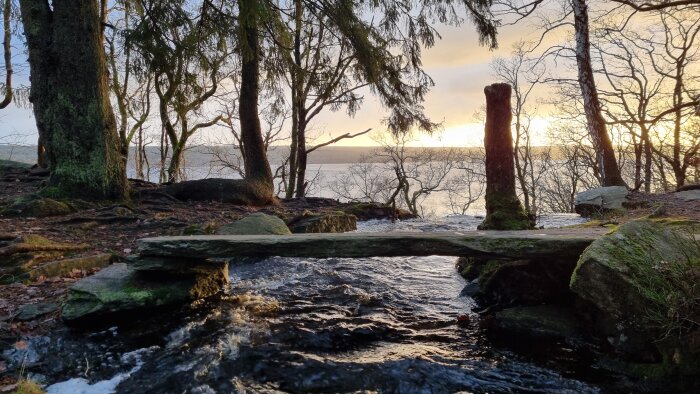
[
  {"left": 26, "top": 253, "right": 113, "bottom": 280},
  {"left": 128, "top": 255, "right": 227, "bottom": 276},
  {"left": 571, "top": 219, "right": 700, "bottom": 371},
  {"left": 288, "top": 211, "right": 357, "bottom": 233},
  {"left": 574, "top": 186, "right": 630, "bottom": 217},
  {"left": 674, "top": 190, "right": 700, "bottom": 202},
  {"left": 458, "top": 256, "right": 578, "bottom": 309},
  {"left": 138, "top": 229, "right": 605, "bottom": 260},
  {"left": 0, "top": 195, "right": 73, "bottom": 218},
  {"left": 341, "top": 202, "right": 417, "bottom": 221},
  {"left": 487, "top": 305, "right": 583, "bottom": 343},
  {"left": 0, "top": 235, "right": 91, "bottom": 283},
  {"left": 62, "top": 263, "right": 228, "bottom": 323},
  {"left": 15, "top": 302, "right": 58, "bottom": 321},
  {"left": 0, "top": 159, "right": 32, "bottom": 172},
  {"left": 217, "top": 213, "right": 291, "bottom": 235},
  {"left": 164, "top": 178, "right": 273, "bottom": 205}
]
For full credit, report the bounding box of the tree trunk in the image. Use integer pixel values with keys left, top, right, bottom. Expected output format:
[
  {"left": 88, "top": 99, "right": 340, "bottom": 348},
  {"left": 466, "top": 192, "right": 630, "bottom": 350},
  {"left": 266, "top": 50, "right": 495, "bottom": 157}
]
[
  {"left": 20, "top": 0, "right": 127, "bottom": 199},
  {"left": 572, "top": 0, "right": 627, "bottom": 188},
  {"left": 295, "top": 116, "right": 308, "bottom": 198},
  {"left": 286, "top": 0, "right": 303, "bottom": 199},
  {"left": 478, "top": 83, "right": 532, "bottom": 231},
  {"left": 237, "top": 0, "right": 273, "bottom": 201},
  {"left": 0, "top": 0, "right": 12, "bottom": 109}
]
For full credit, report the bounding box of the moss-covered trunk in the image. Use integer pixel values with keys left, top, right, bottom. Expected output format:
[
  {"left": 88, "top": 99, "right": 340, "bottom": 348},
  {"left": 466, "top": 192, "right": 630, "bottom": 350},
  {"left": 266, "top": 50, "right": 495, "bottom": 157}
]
[
  {"left": 19, "top": 0, "right": 127, "bottom": 199},
  {"left": 479, "top": 83, "right": 532, "bottom": 231},
  {"left": 236, "top": 0, "right": 273, "bottom": 203}
]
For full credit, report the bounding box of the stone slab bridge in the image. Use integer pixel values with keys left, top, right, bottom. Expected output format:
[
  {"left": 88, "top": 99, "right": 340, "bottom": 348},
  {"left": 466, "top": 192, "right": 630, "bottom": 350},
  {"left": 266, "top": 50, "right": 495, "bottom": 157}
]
[
  {"left": 137, "top": 228, "right": 609, "bottom": 261},
  {"left": 60, "top": 228, "right": 612, "bottom": 323}
]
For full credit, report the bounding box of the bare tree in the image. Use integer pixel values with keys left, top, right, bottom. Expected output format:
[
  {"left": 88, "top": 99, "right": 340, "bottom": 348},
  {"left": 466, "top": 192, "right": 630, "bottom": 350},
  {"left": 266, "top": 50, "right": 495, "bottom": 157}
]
[{"left": 106, "top": 1, "right": 153, "bottom": 169}]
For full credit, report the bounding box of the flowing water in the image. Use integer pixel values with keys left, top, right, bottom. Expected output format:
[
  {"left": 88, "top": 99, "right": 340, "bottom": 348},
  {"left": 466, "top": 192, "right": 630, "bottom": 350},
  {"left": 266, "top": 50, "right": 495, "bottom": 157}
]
[{"left": 14, "top": 214, "right": 611, "bottom": 394}]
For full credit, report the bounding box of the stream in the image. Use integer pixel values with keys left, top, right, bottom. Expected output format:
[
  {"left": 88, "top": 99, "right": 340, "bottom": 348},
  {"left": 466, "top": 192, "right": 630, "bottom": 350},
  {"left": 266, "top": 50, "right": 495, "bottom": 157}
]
[{"left": 8, "top": 214, "right": 617, "bottom": 393}]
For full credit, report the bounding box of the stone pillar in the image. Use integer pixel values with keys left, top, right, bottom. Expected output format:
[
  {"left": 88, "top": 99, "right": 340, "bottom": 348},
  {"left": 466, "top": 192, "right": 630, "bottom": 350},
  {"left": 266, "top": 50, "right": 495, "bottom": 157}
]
[{"left": 478, "top": 83, "right": 532, "bottom": 230}]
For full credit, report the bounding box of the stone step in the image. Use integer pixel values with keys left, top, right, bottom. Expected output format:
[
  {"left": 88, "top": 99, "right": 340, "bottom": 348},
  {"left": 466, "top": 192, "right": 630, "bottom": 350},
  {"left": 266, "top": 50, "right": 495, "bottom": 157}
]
[{"left": 137, "top": 229, "right": 608, "bottom": 260}]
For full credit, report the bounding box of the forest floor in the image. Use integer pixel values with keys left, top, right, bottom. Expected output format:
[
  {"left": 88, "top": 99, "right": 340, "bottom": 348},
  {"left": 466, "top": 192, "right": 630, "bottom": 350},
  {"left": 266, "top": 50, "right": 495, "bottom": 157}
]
[{"left": 1, "top": 165, "right": 700, "bottom": 388}]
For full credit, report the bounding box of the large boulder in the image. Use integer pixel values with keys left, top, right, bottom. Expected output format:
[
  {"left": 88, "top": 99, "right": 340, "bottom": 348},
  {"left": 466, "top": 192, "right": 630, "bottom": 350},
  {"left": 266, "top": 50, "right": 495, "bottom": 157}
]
[
  {"left": 217, "top": 212, "right": 291, "bottom": 236},
  {"left": 571, "top": 220, "right": 700, "bottom": 373},
  {"left": 288, "top": 211, "right": 357, "bottom": 233},
  {"left": 574, "top": 186, "right": 630, "bottom": 217},
  {"left": 62, "top": 262, "right": 228, "bottom": 323}
]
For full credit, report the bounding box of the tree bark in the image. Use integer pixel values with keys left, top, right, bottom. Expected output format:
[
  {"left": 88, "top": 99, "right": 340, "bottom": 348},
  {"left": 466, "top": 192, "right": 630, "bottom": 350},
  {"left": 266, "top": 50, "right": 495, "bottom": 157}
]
[
  {"left": 572, "top": 0, "right": 627, "bottom": 187},
  {"left": 236, "top": 0, "right": 274, "bottom": 202},
  {"left": 20, "top": 0, "right": 127, "bottom": 199},
  {"left": 478, "top": 83, "right": 532, "bottom": 231},
  {"left": 0, "top": 0, "right": 12, "bottom": 109},
  {"left": 294, "top": 114, "right": 308, "bottom": 198},
  {"left": 286, "top": 0, "right": 303, "bottom": 199}
]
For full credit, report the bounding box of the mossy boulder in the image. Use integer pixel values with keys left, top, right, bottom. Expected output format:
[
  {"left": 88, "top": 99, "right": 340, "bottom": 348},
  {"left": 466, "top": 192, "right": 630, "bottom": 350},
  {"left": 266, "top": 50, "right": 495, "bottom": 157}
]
[
  {"left": 25, "top": 253, "right": 113, "bottom": 281},
  {"left": 217, "top": 212, "right": 291, "bottom": 236},
  {"left": 574, "top": 186, "right": 630, "bottom": 218},
  {"left": 0, "top": 235, "right": 90, "bottom": 283},
  {"left": 62, "top": 263, "right": 229, "bottom": 324},
  {"left": 571, "top": 219, "right": 700, "bottom": 373},
  {"left": 288, "top": 211, "right": 357, "bottom": 233},
  {"left": 0, "top": 195, "right": 73, "bottom": 218}
]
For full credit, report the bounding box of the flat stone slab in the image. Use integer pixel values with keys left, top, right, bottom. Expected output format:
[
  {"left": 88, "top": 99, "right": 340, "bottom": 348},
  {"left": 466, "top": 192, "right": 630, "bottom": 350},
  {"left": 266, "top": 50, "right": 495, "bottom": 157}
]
[{"left": 138, "top": 229, "right": 608, "bottom": 260}]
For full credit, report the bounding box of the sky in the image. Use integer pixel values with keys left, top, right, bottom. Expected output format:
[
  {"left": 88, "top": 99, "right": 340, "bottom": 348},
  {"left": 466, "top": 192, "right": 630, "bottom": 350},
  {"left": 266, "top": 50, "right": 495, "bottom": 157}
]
[{"left": 0, "top": 10, "right": 554, "bottom": 148}]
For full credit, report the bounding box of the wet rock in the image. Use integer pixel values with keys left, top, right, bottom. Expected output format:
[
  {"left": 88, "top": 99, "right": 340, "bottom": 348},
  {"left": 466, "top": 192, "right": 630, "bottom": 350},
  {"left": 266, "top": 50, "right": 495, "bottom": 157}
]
[
  {"left": 487, "top": 305, "right": 583, "bottom": 343},
  {"left": 217, "top": 212, "right": 291, "bottom": 235},
  {"left": 0, "top": 194, "right": 74, "bottom": 218},
  {"left": 571, "top": 219, "right": 700, "bottom": 374},
  {"left": 0, "top": 235, "right": 90, "bottom": 283},
  {"left": 138, "top": 230, "right": 603, "bottom": 260},
  {"left": 62, "top": 263, "right": 228, "bottom": 324},
  {"left": 128, "top": 255, "right": 227, "bottom": 276},
  {"left": 288, "top": 211, "right": 357, "bottom": 233},
  {"left": 457, "top": 256, "right": 578, "bottom": 309},
  {"left": 15, "top": 302, "right": 58, "bottom": 321},
  {"left": 574, "top": 186, "right": 630, "bottom": 218}
]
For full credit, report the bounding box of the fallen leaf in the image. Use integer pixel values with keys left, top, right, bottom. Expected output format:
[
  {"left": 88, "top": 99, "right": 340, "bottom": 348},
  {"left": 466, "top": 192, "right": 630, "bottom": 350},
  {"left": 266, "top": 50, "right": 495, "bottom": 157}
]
[{"left": 14, "top": 340, "right": 27, "bottom": 350}]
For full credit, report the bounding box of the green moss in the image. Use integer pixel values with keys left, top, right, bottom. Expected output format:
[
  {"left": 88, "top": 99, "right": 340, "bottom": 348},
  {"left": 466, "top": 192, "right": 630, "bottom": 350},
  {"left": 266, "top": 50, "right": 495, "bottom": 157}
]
[
  {"left": 12, "top": 380, "right": 45, "bottom": 394},
  {"left": 479, "top": 193, "right": 533, "bottom": 230},
  {"left": 572, "top": 220, "right": 700, "bottom": 340}
]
